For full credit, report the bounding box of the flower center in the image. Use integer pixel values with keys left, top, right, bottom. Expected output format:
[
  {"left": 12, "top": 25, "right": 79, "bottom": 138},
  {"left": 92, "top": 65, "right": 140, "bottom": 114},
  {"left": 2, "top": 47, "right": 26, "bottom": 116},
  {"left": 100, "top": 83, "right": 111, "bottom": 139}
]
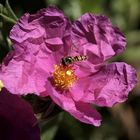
[{"left": 53, "top": 65, "right": 77, "bottom": 89}]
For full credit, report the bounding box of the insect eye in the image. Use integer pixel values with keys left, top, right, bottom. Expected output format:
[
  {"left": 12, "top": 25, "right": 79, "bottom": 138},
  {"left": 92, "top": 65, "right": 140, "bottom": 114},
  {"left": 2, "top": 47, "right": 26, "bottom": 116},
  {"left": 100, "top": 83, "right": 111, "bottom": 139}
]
[{"left": 66, "top": 58, "right": 72, "bottom": 63}]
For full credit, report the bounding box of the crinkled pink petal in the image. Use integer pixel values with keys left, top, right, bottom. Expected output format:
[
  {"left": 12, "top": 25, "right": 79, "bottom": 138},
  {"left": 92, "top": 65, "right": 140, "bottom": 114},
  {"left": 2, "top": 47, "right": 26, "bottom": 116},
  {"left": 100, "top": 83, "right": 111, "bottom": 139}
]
[
  {"left": 0, "top": 49, "right": 56, "bottom": 96},
  {"left": 46, "top": 82, "right": 101, "bottom": 126},
  {"left": 10, "top": 6, "right": 72, "bottom": 58},
  {"left": 79, "top": 62, "right": 137, "bottom": 107},
  {"left": 69, "top": 77, "right": 90, "bottom": 101},
  {"left": 72, "top": 13, "right": 126, "bottom": 64},
  {"left": 45, "top": 37, "right": 63, "bottom": 51},
  {"left": 1, "top": 6, "right": 73, "bottom": 96},
  {"left": 10, "top": 13, "right": 45, "bottom": 44}
]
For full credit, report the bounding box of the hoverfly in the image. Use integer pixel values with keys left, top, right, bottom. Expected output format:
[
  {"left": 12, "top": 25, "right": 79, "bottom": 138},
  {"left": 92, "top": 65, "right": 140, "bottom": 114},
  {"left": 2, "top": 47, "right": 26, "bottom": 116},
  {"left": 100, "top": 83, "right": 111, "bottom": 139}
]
[{"left": 61, "top": 55, "right": 88, "bottom": 66}]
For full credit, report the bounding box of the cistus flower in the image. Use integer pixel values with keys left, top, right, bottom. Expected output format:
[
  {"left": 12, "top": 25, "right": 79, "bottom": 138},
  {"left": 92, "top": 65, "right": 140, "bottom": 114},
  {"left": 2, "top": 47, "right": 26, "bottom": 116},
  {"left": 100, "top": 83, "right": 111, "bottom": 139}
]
[{"left": 0, "top": 6, "right": 137, "bottom": 126}]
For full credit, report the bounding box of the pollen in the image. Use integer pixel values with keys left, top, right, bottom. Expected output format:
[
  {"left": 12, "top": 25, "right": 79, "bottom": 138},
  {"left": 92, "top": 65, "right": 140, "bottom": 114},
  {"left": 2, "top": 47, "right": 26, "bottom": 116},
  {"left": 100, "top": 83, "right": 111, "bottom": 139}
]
[{"left": 53, "top": 65, "right": 77, "bottom": 89}]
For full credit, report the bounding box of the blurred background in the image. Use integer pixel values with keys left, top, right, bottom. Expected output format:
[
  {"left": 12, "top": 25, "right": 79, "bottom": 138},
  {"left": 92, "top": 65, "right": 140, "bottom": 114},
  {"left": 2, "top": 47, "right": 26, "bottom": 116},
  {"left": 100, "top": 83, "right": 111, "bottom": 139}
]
[{"left": 0, "top": 0, "right": 140, "bottom": 140}]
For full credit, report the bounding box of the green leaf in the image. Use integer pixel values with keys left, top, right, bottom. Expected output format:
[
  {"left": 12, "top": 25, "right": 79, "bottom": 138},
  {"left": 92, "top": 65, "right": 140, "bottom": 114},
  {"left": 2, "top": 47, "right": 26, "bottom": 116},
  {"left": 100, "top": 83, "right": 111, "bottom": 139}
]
[
  {"left": 5, "top": 0, "right": 18, "bottom": 21},
  {"left": 40, "top": 113, "right": 63, "bottom": 140},
  {"left": 0, "top": 4, "right": 2, "bottom": 13},
  {"left": 0, "top": 4, "right": 4, "bottom": 13},
  {"left": 0, "top": 13, "right": 16, "bottom": 24},
  {"left": 0, "top": 2, "right": 17, "bottom": 24},
  {"left": 0, "top": 3, "right": 8, "bottom": 16},
  {"left": 41, "top": 124, "right": 58, "bottom": 140},
  {"left": 0, "top": 22, "right": 2, "bottom": 28}
]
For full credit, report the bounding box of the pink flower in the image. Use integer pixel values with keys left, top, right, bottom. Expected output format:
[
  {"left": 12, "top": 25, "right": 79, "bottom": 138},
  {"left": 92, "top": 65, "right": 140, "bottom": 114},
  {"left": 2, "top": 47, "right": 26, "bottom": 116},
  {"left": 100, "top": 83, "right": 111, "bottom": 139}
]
[{"left": 0, "top": 7, "right": 137, "bottom": 126}]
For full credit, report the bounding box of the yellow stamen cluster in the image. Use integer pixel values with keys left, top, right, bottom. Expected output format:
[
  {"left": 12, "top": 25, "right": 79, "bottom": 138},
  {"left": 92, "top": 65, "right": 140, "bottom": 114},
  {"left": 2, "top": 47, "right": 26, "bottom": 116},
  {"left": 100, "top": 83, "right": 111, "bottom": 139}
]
[{"left": 53, "top": 65, "right": 77, "bottom": 89}]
